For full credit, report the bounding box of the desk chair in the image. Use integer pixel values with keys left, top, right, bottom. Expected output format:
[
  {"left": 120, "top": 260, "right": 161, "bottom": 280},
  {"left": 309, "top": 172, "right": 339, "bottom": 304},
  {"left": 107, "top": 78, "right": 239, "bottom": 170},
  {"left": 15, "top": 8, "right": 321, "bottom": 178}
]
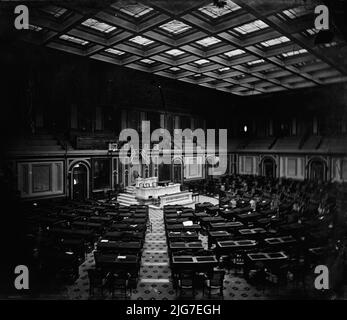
[
  {"left": 87, "top": 269, "right": 108, "bottom": 297},
  {"left": 110, "top": 272, "right": 131, "bottom": 299},
  {"left": 176, "top": 270, "right": 196, "bottom": 298},
  {"left": 203, "top": 270, "right": 225, "bottom": 299}
]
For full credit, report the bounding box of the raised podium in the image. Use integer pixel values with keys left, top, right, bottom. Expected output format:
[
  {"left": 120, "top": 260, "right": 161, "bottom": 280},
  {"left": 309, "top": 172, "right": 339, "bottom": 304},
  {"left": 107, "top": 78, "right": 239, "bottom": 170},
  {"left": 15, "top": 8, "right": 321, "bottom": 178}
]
[{"left": 134, "top": 177, "right": 193, "bottom": 207}]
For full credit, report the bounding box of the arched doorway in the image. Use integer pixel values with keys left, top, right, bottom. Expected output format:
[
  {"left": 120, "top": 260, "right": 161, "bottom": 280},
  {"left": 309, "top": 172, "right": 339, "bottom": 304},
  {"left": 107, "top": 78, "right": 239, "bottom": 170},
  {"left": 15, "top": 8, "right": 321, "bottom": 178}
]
[
  {"left": 309, "top": 159, "right": 326, "bottom": 182},
  {"left": 158, "top": 163, "right": 171, "bottom": 183},
  {"left": 261, "top": 157, "right": 276, "bottom": 178},
  {"left": 172, "top": 158, "right": 183, "bottom": 184},
  {"left": 71, "top": 163, "right": 89, "bottom": 200}
]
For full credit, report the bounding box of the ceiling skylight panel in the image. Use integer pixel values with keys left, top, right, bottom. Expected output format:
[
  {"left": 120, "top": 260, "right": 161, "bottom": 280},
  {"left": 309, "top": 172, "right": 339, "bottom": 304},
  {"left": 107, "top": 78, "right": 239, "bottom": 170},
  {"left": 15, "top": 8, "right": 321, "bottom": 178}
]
[
  {"left": 140, "top": 59, "right": 155, "bottom": 64},
  {"left": 198, "top": 0, "right": 241, "bottom": 18},
  {"left": 41, "top": 5, "right": 67, "bottom": 17},
  {"left": 234, "top": 20, "right": 268, "bottom": 35},
  {"left": 105, "top": 48, "right": 125, "bottom": 56},
  {"left": 129, "top": 36, "right": 154, "bottom": 46},
  {"left": 282, "top": 6, "right": 308, "bottom": 19},
  {"left": 166, "top": 49, "right": 185, "bottom": 56},
  {"left": 196, "top": 36, "right": 221, "bottom": 47},
  {"left": 59, "top": 35, "right": 89, "bottom": 46},
  {"left": 159, "top": 20, "right": 191, "bottom": 34},
  {"left": 218, "top": 67, "right": 231, "bottom": 72},
  {"left": 119, "top": 4, "right": 153, "bottom": 17},
  {"left": 224, "top": 49, "right": 245, "bottom": 57},
  {"left": 282, "top": 49, "right": 308, "bottom": 57},
  {"left": 82, "top": 18, "right": 116, "bottom": 33},
  {"left": 29, "top": 24, "right": 42, "bottom": 32},
  {"left": 194, "top": 59, "right": 210, "bottom": 65},
  {"left": 247, "top": 59, "right": 265, "bottom": 65},
  {"left": 261, "top": 36, "right": 290, "bottom": 47}
]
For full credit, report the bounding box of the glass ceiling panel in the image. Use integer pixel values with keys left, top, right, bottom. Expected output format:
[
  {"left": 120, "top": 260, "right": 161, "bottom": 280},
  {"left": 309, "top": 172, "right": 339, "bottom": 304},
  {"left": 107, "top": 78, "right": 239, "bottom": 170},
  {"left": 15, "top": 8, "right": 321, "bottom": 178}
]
[
  {"left": 29, "top": 24, "right": 42, "bottom": 32},
  {"left": 282, "top": 48, "right": 307, "bottom": 57},
  {"left": 41, "top": 5, "right": 67, "bottom": 18},
  {"left": 282, "top": 6, "right": 309, "bottom": 19},
  {"left": 234, "top": 20, "right": 268, "bottom": 35},
  {"left": 305, "top": 28, "right": 319, "bottom": 35},
  {"left": 159, "top": 20, "right": 191, "bottom": 34},
  {"left": 198, "top": 0, "right": 241, "bottom": 18},
  {"left": 82, "top": 18, "right": 116, "bottom": 33},
  {"left": 129, "top": 36, "right": 154, "bottom": 46},
  {"left": 261, "top": 36, "right": 290, "bottom": 47},
  {"left": 105, "top": 48, "right": 125, "bottom": 56},
  {"left": 224, "top": 49, "right": 245, "bottom": 57},
  {"left": 165, "top": 49, "right": 185, "bottom": 56},
  {"left": 140, "top": 59, "right": 155, "bottom": 64},
  {"left": 194, "top": 59, "right": 210, "bottom": 65},
  {"left": 119, "top": 3, "right": 153, "bottom": 18},
  {"left": 59, "top": 34, "right": 89, "bottom": 46},
  {"left": 218, "top": 67, "right": 231, "bottom": 72},
  {"left": 196, "top": 36, "right": 221, "bottom": 47},
  {"left": 247, "top": 59, "right": 265, "bottom": 65}
]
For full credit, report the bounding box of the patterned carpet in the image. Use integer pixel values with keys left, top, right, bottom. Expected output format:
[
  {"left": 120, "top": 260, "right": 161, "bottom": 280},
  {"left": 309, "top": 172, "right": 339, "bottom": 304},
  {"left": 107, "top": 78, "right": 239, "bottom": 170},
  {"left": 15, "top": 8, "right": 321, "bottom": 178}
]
[
  {"left": 59, "top": 196, "right": 275, "bottom": 300},
  {"left": 5, "top": 195, "right": 345, "bottom": 300}
]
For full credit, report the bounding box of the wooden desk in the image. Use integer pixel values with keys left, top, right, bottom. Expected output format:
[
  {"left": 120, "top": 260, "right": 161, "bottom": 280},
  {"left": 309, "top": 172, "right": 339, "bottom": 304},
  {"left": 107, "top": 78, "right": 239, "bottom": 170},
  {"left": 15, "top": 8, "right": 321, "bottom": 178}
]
[
  {"left": 104, "top": 231, "right": 145, "bottom": 241},
  {"left": 200, "top": 216, "right": 225, "bottom": 223},
  {"left": 97, "top": 240, "right": 142, "bottom": 253},
  {"left": 167, "top": 231, "right": 199, "bottom": 241},
  {"left": 246, "top": 251, "right": 288, "bottom": 262},
  {"left": 76, "top": 209, "right": 94, "bottom": 216},
  {"left": 49, "top": 228, "right": 95, "bottom": 242},
  {"left": 209, "top": 221, "right": 244, "bottom": 231},
  {"left": 264, "top": 235, "right": 296, "bottom": 246},
  {"left": 89, "top": 216, "right": 112, "bottom": 224},
  {"left": 235, "top": 212, "right": 262, "bottom": 223},
  {"left": 110, "top": 223, "right": 146, "bottom": 231},
  {"left": 216, "top": 239, "right": 257, "bottom": 257},
  {"left": 72, "top": 221, "right": 103, "bottom": 231},
  {"left": 165, "top": 218, "right": 191, "bottom": 225},
  {"left": 122, "top": 218, "right": 147, "bottom": 224},
  {"left": 239, "top": 228, "right": 266, "bottom": 236},
  {"left": 58, "top": 212, "right": 80, "bottom": 222},
  {"left": 166, "top": 223, "right": 201, "bottom": 232},
  {"left": 165, "top": 213, "right": 194, "bottom": 219},
  {"left": 206, "top": 206, "right": 219, "bottom": 215},
  {"left": 104, "top": 211, "right": 119, "bottom": 218},
  {"left": 244, "top": 251, "right": 289, "bottom": 279},
  {"left": 207, "top": 230, "right": 232, "bottom": 248},
  {"left": 193, "top": 212, "right": 209, "bottom": 218},
  {"left": 95, "top": 253, "right": 139, "bottom": 272},
  {"left": 169, "top": 241, "right": 204, "bottom": 251},
  {"left": 171, "top": 255, "right": 218, "bottom": 271}
]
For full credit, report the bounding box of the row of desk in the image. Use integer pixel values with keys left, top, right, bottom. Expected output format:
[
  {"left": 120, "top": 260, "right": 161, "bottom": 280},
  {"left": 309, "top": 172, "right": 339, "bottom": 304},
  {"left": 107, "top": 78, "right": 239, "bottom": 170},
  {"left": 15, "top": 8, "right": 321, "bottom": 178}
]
[{"left": 26, "top": 201, "right": 150, "bottom": 281}]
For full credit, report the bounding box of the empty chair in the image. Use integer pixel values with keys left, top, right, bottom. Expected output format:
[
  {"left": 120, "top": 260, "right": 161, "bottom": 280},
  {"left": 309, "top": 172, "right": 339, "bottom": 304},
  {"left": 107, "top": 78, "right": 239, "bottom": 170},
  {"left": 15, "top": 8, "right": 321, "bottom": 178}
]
[
  {"left": 203, "top": 270, "right": 225, "bottom": 298},
  {"left": 87, "top": 269, "right": 108, "bottom": 297},
  {"left": 109, "top": 272, "right": 131, "bottom": 299},
  {"left": 176, "top": 270, "right": 196, "bottom": 298}
]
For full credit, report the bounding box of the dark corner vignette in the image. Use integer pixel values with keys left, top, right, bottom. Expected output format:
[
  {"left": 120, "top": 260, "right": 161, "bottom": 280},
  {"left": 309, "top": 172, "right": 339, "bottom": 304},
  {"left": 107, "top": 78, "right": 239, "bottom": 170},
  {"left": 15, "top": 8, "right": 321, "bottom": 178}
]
[{"left": 0, "top": 0, "right": 347, "bottom": 309}]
